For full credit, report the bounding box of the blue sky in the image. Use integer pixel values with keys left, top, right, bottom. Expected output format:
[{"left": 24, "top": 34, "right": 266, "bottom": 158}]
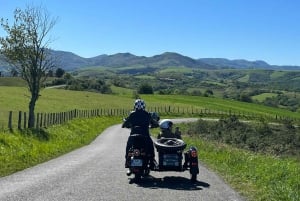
[{"left": 1, "top": 0, "right": 300, "bottom": 66}]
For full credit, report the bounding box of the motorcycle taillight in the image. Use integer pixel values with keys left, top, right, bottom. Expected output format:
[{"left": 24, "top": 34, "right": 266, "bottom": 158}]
[
  {"left": 191, "top": 150, "right": 197, "bottom": 158},
  {"left": 189, "top": 146, "right": 198, "bottom": 158},
  {"left": 133, "top": 149, "right": 140, "bottom": 156}
]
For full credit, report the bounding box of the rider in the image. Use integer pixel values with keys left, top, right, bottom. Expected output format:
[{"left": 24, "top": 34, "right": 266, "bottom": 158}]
[
  {"left": 157, "top": 119, "right": 182, "bottom": 139},
  {"left": 122, "top": 99, "right": 158, "bottom": 170}
]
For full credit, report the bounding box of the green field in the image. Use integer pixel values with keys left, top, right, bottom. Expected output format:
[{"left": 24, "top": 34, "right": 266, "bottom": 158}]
[
  {"left": 0, "top": 86, "right": 299, "bottom": 120},
  {"left": 143, "top": 94, "right": 300, "bottom": 120},
  {"left": 158, "top": 66, "right": 193, "bottom": 73},
  {"left": 0, "top": 77, "right": 27, "bottom": 87},
  {"left": 252, "top": 93, "right": 278, "bottom": 102},
  {"left": 0, "top": 86, "right": 299, "bottom": 118},
  {"left": 134, "top": 75, "right": 156, "bottom": 79},
  {"left": 0, "top": 85, "right": 300, "bottom": 201},
  {"left": 238, "top": 74, "right": 249, "bottom": 82},
  {"left": 270, "top": 71, "right": 287, "bottom": 79}
]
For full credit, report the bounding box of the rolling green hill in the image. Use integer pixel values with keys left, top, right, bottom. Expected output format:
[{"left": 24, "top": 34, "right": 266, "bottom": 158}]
[{"left": 0, "top": 86, "right": 298, "bottom": 121}]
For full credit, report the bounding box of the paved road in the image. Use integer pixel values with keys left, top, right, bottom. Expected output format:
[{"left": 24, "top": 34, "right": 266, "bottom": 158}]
[{"left": 0, "top": 121, "right": 245, "bottom": 201}]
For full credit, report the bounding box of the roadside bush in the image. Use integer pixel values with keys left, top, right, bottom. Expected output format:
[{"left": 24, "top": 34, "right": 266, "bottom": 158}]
[
  {"left": 183, "top": 116, "right": 300, "bottom": 157},
  {"left": 51, "top": 78, "right": 66, "bottom": 85},
  {"left": 65, "top": 78, "right": 112, "bottom": 94}
]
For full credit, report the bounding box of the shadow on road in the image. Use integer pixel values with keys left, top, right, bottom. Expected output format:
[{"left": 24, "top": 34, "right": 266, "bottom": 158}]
[{"left": 129, "top": 176, "right": 210, "bottom": 191}]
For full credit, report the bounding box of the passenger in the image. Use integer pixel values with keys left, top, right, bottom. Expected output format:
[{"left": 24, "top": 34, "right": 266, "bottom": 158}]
[
  {"left": 174, "top": 126, "right": 182, "bottom": 139},
  {"left": 157, "top": 119, "right": 182, "bottom": 139}
]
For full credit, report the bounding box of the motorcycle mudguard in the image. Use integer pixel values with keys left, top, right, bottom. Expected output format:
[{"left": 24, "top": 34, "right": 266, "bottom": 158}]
[
  {"left": 188, "top": 146, "right": 199, "bottom": 174},
  {"left": 189, "top": 164, "right": 199, "bottom": 174}
]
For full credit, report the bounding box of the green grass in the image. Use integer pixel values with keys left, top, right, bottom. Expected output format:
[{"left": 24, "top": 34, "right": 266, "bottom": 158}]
[
  {"left": 183, "top": 137, "right": 300, "bottom": 201},
  {"left": 111, "top": 85, "right": 134, "bottom": 95},
  {"left": 252, "top": 93, "right": 278, "bottom": 102},
  {"left": 201, "top": 80, "right": 227, "bottom": 87},
  {"left": 0, "top": 86, "right": 135, "bottom": 113},
  {"left": 270, "top": 71, "right": 287, "bottom": 79},
  {"left": 1, "top": 116, "right": 299, "bottom": 201},
  {"left": 238, "top": 74, "right": 249, "bottom": 82},
  {"left": 292, "top": 76, "right": 300, "bottom": 81},
  {"left": 142, "top": 94, "right": 300, "bottom": 120},
  {"left": 0, "top": 116, "right": 120, "bottom": 177},
  {"left": 158, "top": 66, "right": 193, "bottom": 73},
  {"left": 0, "top": 84, "right": 299, "bottom": 200},
  {"left": 1, "top": 86, "right": 299, "bottom": 130},
  {"left": 134, "top": 75, "right": 156, "bottom": 79},
  {"left": 0, "top": 77, "right": 27, "bottom": 87},
  {"left": 0, "top": 77, "right": 299, "bottom": 201},
  {"left": 114, "top": 65, "right": 145, "bottom": 70},
  {"left": 0, "top": 86, "right": 135, "bottom": 128}
]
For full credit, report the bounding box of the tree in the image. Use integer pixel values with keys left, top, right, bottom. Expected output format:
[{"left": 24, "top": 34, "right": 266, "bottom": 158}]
[
  {"left": 138, "top": 83, "right": 153, "bottom": 94},
  {"left": 204, "top": 89, "right": 214, "bottom": 97},
  {"left": 0, "top": 5, "right": 58, "bottom": 128},
  {"left": 47, "top": 69, "right": 54, "bottom": 77},
  {"left": 55, "top": 67, "right": 65, "bottom": 78}
]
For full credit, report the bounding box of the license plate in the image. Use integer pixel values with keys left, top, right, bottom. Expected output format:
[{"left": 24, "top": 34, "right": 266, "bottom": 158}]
[
  {"left": 131, "top": 159, "right": 143, "bottom": 167},
  {"left": 163, "top": 161, "right": 179, "bottom": 166}
]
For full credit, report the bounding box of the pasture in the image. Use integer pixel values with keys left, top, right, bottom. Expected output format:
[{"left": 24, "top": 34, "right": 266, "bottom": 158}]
[
  {"left": 0, "top": 86, "right": 299, "bottom": 121},
  {"left": 0, "top": 84, "right": 299, "bottom": 201}
]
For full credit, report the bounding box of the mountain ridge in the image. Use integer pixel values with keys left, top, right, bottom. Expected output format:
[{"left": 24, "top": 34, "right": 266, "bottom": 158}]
[{"left": 1, "top": 50, "right": 300, "bottom": 72}]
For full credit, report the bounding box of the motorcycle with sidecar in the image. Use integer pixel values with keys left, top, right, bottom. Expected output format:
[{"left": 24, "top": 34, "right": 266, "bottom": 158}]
[
  {"left": 126, "top": 134, "right": 199, "bottom": 182},
  {"left": 122, "top": 113, "right": 199, "bottom": 182}
]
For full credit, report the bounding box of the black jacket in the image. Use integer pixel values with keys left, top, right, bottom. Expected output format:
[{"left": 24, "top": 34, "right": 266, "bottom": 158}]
[{"left": 122, "top": 110, "right": 154, "bottom": 136}]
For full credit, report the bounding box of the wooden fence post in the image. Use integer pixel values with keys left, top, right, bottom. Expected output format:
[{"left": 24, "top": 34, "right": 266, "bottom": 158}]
[
  {"left": 40, "top": 113, "right": 43, "bottom": 128},
  {"left": 5, "top": 107, "right": 289, "bottom": 130},
  {"left": 24, "top": 112, "right": 27, "bottom": 129},
  {"left": 18, "top": 111, "right": 22, "bottom": 130},
  {"left": 8, "top": 111, "right": 12, "bottom": 130},
  {"left": 43, "top": 113, "right": 47, "bottom": 127},
  {"left": 51, "top": 113, "right": 54, "bottom": 125},
  {"left": 36, "top": 113, "right": 40, "bottom": 129}
]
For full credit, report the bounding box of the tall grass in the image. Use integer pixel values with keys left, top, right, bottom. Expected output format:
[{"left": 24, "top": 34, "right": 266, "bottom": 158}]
[{"left": 184, "top": 137, "right": 300, "bottom": 201}]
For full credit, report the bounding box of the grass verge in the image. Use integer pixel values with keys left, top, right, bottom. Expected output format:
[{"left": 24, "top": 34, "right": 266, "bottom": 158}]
[
  {"left": 0, "top": 116, "right": 121, "bottom": 177},
  {"left": 183, "top": 137, "right": 300, "bottom": 201}
]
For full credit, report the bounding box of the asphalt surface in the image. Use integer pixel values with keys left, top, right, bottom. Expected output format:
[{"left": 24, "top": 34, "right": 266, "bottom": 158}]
[{"left": 0, "top": 121, "right": 245, "bottom": 201}]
